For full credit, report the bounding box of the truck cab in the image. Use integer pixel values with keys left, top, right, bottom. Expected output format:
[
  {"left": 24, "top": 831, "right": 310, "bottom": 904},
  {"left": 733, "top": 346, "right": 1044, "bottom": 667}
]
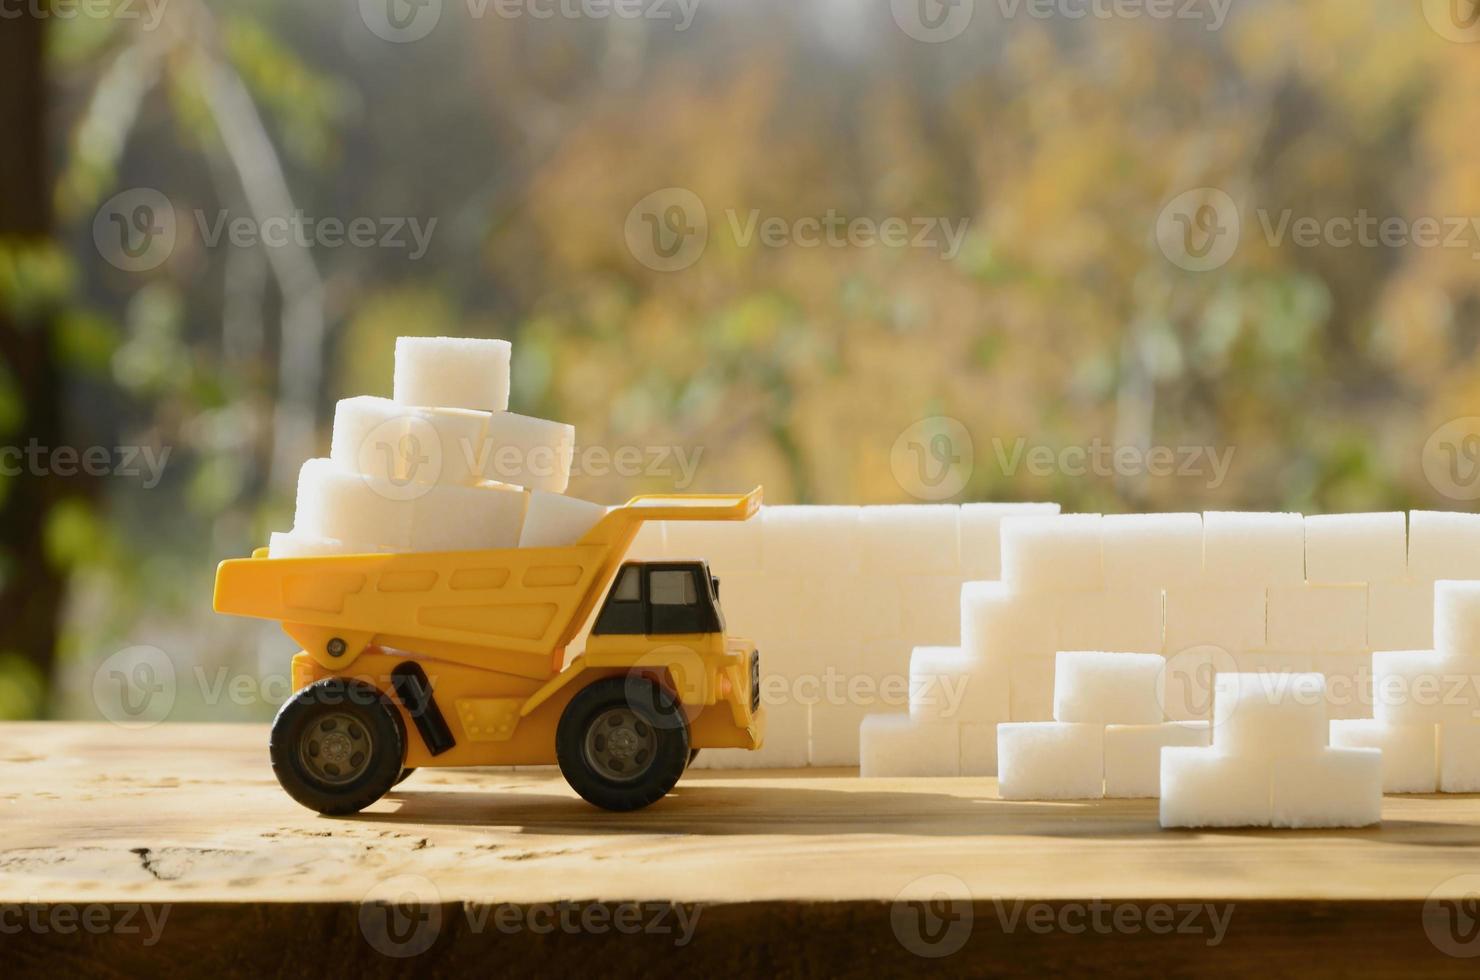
[{"left": 591, "top": 561, "right": 725, "bottom": 637}]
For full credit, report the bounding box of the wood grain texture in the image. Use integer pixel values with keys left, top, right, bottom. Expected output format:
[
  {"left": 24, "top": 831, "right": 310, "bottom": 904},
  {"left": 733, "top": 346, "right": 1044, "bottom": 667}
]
[{"left": 4, "top": 723, "right": 1480, "bottom": 975}]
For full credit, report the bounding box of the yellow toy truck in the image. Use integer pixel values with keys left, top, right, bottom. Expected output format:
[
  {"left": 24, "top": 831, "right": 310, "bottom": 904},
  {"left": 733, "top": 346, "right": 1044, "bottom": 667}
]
[{"left": 213, "top": 489, "right": 765, "bottom": 813}]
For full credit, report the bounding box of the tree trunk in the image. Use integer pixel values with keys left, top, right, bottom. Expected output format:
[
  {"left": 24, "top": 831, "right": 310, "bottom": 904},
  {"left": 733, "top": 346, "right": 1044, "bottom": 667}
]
[{"left": 0, "top": 11, "right": 64, "bottom": 712}]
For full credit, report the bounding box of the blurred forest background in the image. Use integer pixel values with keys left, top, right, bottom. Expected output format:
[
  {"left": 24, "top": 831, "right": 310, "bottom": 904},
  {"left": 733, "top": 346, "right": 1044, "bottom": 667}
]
[{"left": 1, "top": 0, "right": 1478, "bottom": 719}]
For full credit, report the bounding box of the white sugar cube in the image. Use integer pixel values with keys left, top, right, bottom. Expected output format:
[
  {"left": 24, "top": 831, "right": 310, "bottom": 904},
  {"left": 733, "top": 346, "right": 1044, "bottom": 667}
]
[
  {"left": 1163, "top": 587, "right": 1267, "bottom": 656},
  {"left": 859, "top": 714, "right": 961, "bottom": 777},
  {"left": 408, "top": 482, "right": 528, "bottom": 552},
  {"left": 1058, "top": 588, "right": 1164, "bottom": 653},
  {"left": 1000, "top": 514, "right": 1104, "bottom": 592},
  {"left": 909, "top": 646, "right": 1008, "bottom": 724},
  {"left": 810, "top": 701, "right": 879, "bottom": 768},
  {"left": 329, "top": 396, "right": 415, "bottom": 482},
  {"left": 1270, "top": 747, "right": 1382, "bottom": 828},
  {"left": 1368, "top": 580, "right": 1435, "bottom": 651},
  {"left": 996, "top": 723, "right": 1105, "bottom": 800},
  {"left": 1212, "top": 672, "right": 1328, "bottom": 756},
  {"left": 293, "top": 458, "right": 412, "bottom": 550},
  {"left": 839, "top": 576, "right": 904, "bottom": 645},
  {"left": 1408, "top": 511, "right": 1480, "bottom": 581},
  {"left": 1330, "top": 719, "right": 1438, "bottom": 794},
  {"left": 1202, "top": 511, "right": 1304, "bottom": 587},
  {"left": 476, "top": 412, "right": 575, "bottom": 494},
  {"left": 860, "top": 505, "right": 960, "bottom": 575},
  {"left": 1236, "top": 650, "right": 1314, "bottom": 675},
  {"left": 268, "top": 531, "right": 379, "bottom": 558},
  {"left": 960, "top": 502, "right": 1060, "bottom": 579},
  {"left": 1440, "top": 722, "right": 1480, "bottom": 793},
  {"left": 1053, "top": 652, "right": 1166, "bottom": 725},
  {"left": 518, "top": 491, "right": 606, "bottom": 548},
  {"left": 1101, "top": 513, "right": 1203, "bottom": 589},
  {"left": 1265, "top": 585, "right": 1367, "bottom": 652},
  {"left": 960, "top": 722, "right": 1001, "bottom": 776},
  {"left": 1104, "top": 721, "right": 1211, "bottom": 798},
  {"left": 1008, "top": 655, "right": 1057, "bottom": 720},
  {"left": 761, "top": 506, "right": 860, "bottom": 574},
  {"left": 1372, "top": 649, "right": 1479, "bottom": 726},
  {"left": 898, "top": 575, "right": 966, "bottom": 646},
  {"left": 1315, "top": 652, "right": 1374, "bottom": 720},
  {"left": 1304, "top": 512, "right": 1406, "bottom": 584},
  {"left": 664, "top": 517, "right": 764, "bottom": 573},
  {"left": 960, "top": 581, "right": 1058, "bottom": 665},
  {"left": 1435, "top": 580, "right": 1480, "bottom": 664},
  {"left": 393, "top": 335, "right": 511, "bottom": 412},
  {"left": 404, "top": 405, "right": 490, "bottom": 487},
  {"left": 1159, "top": 749, "right": 1272, "bottom": 828}
]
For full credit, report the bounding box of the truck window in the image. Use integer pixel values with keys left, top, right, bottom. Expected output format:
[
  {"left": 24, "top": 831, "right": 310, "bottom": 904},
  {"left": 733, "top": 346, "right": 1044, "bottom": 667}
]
[
  {"left": 612, "top": 565, "right": 641, "bottom": 601},
  {"left": 650, "top": 569, "right": 696, "bottom": 605}
]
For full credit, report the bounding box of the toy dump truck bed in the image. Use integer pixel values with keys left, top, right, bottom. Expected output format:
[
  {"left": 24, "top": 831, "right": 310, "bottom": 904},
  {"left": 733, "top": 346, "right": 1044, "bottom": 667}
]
[{"left": 213, "top": 490, "right": 760, "bottom": 681}]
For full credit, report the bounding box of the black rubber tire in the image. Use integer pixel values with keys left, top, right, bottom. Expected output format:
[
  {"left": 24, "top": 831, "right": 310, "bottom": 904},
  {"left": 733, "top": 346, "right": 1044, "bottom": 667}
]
[
  {"left": 556, "top": 676, "right": 690, "bottom": 812},
  {"left": 687, "top": 749, "right": 700, "bottom": 770},
  {"left": 269, "top": 678, "right": 405, "bottom": 816},
  {"left": 394, "top": 767, "right": 417, "bottom": 786}
]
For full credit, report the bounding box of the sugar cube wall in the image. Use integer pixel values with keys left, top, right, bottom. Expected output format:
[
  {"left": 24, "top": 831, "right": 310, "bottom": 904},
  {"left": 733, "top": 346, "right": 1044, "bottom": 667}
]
[
  {"left": 1103, "top": 722, "right": 1211, "bottom": 798},
  {"left": 859, "top": 714, "right": 961, "bottom": 777},
  {"left": 1000, "top": 514, "right": 1104, "bottom": 592},
  {"left": 1270, "top": 748, "right": 1382, "bottom": 829},
  {"left": 1330, "top": 719, "right": 1437, "bottom": 794},
  {"left": 860, "top": 505, "right": 961, "bottom": 575},
  {"left": 997, "top": 723, "right": 1104, "bottom": 800},
  {"left": 1304, "top": 512, "right": 1406, "bottom": 584},
  {"left": 1409, "top": 511, "right": 1480, "bottom": 581},
  {"left": 961, "top": 503, "right": 1060, "bottom": 579},
  {"left": 1202, "top": 512, "right": 1304, "bottom": 587},
  {"left": 1212, "top": 672, "right": 1327, "bottom": 756},
  {"left": 1052, "top": 652, "right": 1165, "bottom": 725},
  {"left": 1159, "top": 749, "right": 1272, "bottom": 828},
  {"left": 1435, "top": 580, "right": 1480, "bottom": 663},
  {"left": 1100, "top": 513, "right": 1203, "bottom": 588}
]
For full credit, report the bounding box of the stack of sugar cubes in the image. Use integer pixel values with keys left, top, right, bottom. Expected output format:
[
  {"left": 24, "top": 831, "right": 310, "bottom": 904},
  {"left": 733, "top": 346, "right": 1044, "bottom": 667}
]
[
  {"left": 1332, "top": 579, "right": 1480, "bottom": 794},
  {"left": 1161, "top": 672, "right": 1381, "bottom": 828},
  {"left": 269, "top": 336, "right": 608, "bottom": 557},
  {"left": 996, "top": 652, "right": 1211, "bottom": 800}
]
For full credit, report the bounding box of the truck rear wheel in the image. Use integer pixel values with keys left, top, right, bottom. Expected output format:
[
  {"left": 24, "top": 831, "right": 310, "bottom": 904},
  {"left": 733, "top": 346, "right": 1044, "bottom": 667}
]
[
  {"left": 270, "top": 678, "right": 405, "bottom": 816},
  {"left": 556, "top": 676, "right": 690, "bottom": 812}
]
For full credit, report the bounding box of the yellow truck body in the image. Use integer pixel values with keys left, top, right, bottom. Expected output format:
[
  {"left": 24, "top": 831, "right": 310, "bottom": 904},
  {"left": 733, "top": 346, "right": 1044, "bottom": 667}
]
[{"left": 213, "top": 489, "right": 765, "bottom": 809}]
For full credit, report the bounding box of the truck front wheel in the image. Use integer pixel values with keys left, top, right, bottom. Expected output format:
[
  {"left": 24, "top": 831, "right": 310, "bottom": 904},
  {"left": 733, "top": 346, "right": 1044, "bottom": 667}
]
[
  {"left": 269, "top": 678, "right": 406, "bottom": 816},
  {"left": 556, "top": 676, "right": 690, "bottom": 812}
]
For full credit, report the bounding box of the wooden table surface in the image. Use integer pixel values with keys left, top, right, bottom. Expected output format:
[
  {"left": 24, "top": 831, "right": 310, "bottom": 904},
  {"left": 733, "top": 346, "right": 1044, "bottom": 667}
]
[{"left": 6, "top": 722, "right": 1480, "bottom": 976}]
